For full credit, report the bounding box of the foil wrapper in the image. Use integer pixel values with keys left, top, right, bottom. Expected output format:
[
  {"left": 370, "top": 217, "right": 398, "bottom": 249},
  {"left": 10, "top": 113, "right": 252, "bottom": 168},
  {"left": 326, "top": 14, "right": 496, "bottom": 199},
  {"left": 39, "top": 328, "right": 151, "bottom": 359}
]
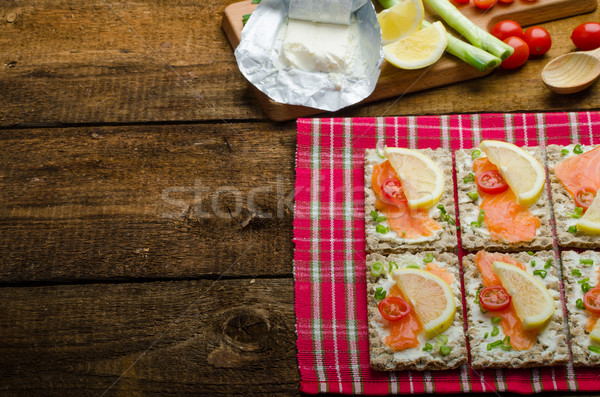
[{"left": 234, "top": 0, "right": 383, "bottom": 112}]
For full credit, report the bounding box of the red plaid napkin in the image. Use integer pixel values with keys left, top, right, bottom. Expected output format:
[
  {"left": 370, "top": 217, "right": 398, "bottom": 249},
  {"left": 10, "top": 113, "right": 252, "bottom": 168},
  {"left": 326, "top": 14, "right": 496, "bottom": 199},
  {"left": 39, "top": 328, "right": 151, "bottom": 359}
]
[{"left": 293, "top": 112, "right": 600, "bottom": 394}]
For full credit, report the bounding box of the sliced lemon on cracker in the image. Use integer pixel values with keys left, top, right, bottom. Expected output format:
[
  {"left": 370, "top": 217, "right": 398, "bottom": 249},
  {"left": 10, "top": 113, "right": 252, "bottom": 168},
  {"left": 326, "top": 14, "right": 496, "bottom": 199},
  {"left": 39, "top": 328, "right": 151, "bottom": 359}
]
[{"left": 577, "top": 189, "right": 600, "bottom": 234}]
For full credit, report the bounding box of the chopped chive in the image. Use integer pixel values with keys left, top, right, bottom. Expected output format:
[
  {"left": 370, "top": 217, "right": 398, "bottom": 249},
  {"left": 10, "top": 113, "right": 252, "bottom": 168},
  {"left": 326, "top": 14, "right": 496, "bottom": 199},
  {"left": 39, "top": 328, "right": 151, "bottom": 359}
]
[
  {"left": 468, "top": 191, "right": 479, "bottom": 201},
  {"left": 376, "top": 216, "right": 387, "bottom": 223},
  {"left": 570, "top": 207, "right": 584, "bottom": 218},
  {"left": 440, "top": 345, "right": 452, "bottom": 356},
  {"left": 561, "top": 148, "right": 569, "bottom": 156},
  {"left": 463, "top": 173, "right": 475, "bottom": 183},
  {"left": 251, "top": 0, "right": 261, "bottom": 3},
  {"left": 531, "top": 260, "right": 536, "bottom": 267},
  {"left": 475, "top": 287, "right": 487, "bottom": 314},
  {"left": 568, "top": 225, "right": 578, "bottom": 234},
  {"left": 491, "top": 326, "right": 499, "bottom": 337},
  {"left": 578, "top": 277, "right": 590, "bottom": 284},
  {"left": 437, "top": 204, "right": 446, "bottom": 214},
  {"left": 576, "top": 298, "right": 585, "bottom": 310},
  {"left": 376, "top": 224, "right": 389, "bottom": 234},
  {"left": 376, "top": 145, "right": 385, "bottom": 159},
  {"left": 589, "top": 346, "right": 600, "bottom": 354},
  {"left": 478, "top": 209, "right": 485, "bottom": 223},
  {"left": 471, "top": 149, "right": 482, "bottom": 159},
  {"left": 407, "top": 265, "right": 420, "bottom": 269},
  {"left": 402, "top": 231, "right": 406, "bottom": 237},
  {"left": 424, "top": 253, "right": 434, "bottom": 263},
  {"left": 374, "top": 287, "right": 387, "bottom": 300},
  {"left": 582, "top": 282, "right": 593, "bottom": 293},
  {"left": 573, "top": 144, "right": 583, "bottom": 154},
  {"left": 423, "top": 343, "right": 433, "bottom": 352},
  {"left": 388, "top": 262, "right": 399, "bottom": 273},
  {"left": 242, "top": 13, "right": 252, "bottom": 25},
  {"left": 484, "top": 332, "right": 489, "bottom": 338},
  {"left": 370, "top": 210, "right": 379, "bottom": 221},
  {"left": 545, "top": 259, "right": 552, "bottom": 269},
  {"left": 491, "top": 316, "right": 501, "bottom": 324},
  {"left": 533, "top": 269, "right": 547, "bottom": 279},
  {"left": 437, "top": 334, "right": 449, "bottom": 345},
  {"left": 502, "top": 336, "right": 512, "bottom": 350},
  {"left": 527, "top": 251, "right": 535, "bottom": 256},
  {"left": 371, "top": 262, "right": 384, "bottom": 276},
  {"left": 580, "top": 259, "right": 594, "bottom": 266},
  {"left": 487, "top": 340, "right": 502, "bottom": 350},
  {"left": 572, "top": 269, "right": 582, "bottom": 277}
]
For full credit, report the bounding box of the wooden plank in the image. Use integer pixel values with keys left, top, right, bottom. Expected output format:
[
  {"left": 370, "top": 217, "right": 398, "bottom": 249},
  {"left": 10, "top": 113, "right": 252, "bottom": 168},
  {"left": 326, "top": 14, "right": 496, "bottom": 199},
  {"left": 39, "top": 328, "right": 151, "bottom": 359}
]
[
  {"left": 0, "top": 278, "right": 299, "bottom": 395},
  {"left": 0, "top": 122, "right": 296, "bottom": 283},
  {"left": 223, "top": 0, "right": 597, "bottom": 121}
]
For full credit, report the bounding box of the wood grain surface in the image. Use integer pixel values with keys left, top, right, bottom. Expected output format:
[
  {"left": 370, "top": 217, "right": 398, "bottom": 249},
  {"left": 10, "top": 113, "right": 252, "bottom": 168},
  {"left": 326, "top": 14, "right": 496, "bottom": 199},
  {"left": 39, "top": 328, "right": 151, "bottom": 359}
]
[{"left": 1, "top": 0, "right": 600, "bottom": 395}]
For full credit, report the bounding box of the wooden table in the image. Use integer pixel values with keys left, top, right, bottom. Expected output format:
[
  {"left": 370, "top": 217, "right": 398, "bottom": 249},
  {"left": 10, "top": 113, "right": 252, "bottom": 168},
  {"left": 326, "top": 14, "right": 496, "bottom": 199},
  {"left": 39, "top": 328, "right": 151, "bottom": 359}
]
[{"left": 1, "top": 1, "right": 599, "bottom": 395}]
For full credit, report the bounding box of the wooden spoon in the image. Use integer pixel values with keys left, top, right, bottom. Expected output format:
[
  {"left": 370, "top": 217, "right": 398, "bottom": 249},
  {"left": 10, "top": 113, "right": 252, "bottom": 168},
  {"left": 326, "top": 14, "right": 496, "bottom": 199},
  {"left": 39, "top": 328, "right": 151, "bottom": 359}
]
[{"left": 541, "top": 47, "right": 600, "bottom": 94}]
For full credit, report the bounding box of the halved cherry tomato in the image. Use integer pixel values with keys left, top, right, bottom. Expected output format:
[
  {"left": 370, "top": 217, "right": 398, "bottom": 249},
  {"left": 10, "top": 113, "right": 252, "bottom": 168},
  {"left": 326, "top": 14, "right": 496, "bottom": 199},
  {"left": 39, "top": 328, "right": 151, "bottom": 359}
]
[
  {"left": 574, "top": 186, "right": 597, "bottom": 211},
  {"left": 501, "top": 36, "right": 529, "bottom": 69},
  {"left": 476, "top": 170, "right": 509, "bottom": 194},
  {"left": 479, "top": 286, "right": 511, "bottom": 311},
  {"left": 583, "top": 287, "right": 600, "bottom": 315},
  {"left": 473, "top": 0, "right": 497, "bottom": 9},
  {"left": 378, "top": 296, "right": 411, "bottom": 321},
  {"left": 523, "top": 26, "right": 551, "bottom": 56},
  {"left": 571, "top": 22, "right": 600, "bottom": 51},
  {"left": 491, "top": 20, "right": 523, "bottom": 41},
  {"left": 497, "top": 0, "right": 514, "bottom": 3},
  {"left": 381, "top": 179, "right": 407, "bottom": 205}
]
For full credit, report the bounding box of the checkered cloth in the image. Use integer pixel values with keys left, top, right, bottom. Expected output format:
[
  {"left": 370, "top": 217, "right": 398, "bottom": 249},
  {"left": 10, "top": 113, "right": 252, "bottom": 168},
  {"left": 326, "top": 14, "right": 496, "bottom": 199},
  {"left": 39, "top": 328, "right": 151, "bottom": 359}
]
[{"left": 293, "top": 112, "right": 600, "bottom": 394}]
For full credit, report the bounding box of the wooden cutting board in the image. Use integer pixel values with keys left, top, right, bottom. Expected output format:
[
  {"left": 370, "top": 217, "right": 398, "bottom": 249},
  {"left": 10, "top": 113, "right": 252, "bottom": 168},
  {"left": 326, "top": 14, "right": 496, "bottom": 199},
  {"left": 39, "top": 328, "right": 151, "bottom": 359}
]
[{"left": 222, "top": 0, "right": 597, "bottom": 121}]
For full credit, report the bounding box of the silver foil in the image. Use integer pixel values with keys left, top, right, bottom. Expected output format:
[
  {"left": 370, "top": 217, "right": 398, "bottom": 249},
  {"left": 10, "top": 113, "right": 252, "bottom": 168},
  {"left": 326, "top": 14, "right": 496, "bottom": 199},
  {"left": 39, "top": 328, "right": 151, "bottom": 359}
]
[{"left": 234, "top": 0, "right": 383, "bottom": 112}]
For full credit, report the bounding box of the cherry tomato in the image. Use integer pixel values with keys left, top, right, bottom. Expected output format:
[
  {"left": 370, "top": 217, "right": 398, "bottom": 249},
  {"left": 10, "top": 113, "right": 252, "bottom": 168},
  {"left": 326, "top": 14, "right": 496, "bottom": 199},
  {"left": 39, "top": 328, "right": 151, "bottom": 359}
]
[
  {"left": 498, "top": 0, "right": 514, "bottom": 3},
  {"left": 523, "top": 26, "right": 552, "bottom": 56},
  {"left": 381, "top": 179, "right": 407, "bottom": 205},
  {"left": 583, "top": 287, "right": 600, "bottom": 315},
  {"left": 501, "top": 36, "right": 530, "bottom": 69},
  {"left": 476, "top": 170, "right": 509, "bottom": 194},
  {"left": 571, "top": 22, "right": 600, "bottom": 51},
  {"left": 574, "top": 186, "right": 597, "bottom": 211},
  {"left": 473, "top": 0, "right": 497, "bottom": 9},
  {"left": 378, "top": 296, "right": 411, "bottom": 321},
  {"left": 490, "top": 20, "right": 523, "bottom": 41},
  {"left": 452, "top": 0, "right": 470, "bottom": 3},
  {"left": 479, "top": 286, "right": 511, "bottom": 311}
]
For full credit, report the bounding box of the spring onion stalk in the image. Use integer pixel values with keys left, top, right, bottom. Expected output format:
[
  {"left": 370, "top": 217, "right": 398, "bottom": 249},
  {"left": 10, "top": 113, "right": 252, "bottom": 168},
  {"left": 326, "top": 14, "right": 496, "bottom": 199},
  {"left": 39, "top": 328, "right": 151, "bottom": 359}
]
[{"left": 422, "top": 21, "right": 500, "bottom": 72}]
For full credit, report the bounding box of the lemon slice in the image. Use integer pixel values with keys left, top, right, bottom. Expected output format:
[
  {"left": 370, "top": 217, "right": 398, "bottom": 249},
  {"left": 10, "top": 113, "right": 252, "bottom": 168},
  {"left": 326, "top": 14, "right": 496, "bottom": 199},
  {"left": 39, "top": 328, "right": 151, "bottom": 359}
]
[
  {"left": 590, "top": 317, "right": 600, "bottom": 343},
  {"left": 577, "top": 189, "right": 600, "bottom": 234},
  {"left": 479, "top": 140, "right": 546, "bottom": 206},
  {"left": 492, "top": 261, "right": 555, "bottom": 330},
  {"left": 382, "top": 21, "right": 447, "bottom": 70},
  {"left": 377, "top": 0, "right": 425, "bottom": 45},
  {"left": 384, "top": 147, "right": 444, "bottom": 209},
  {"left": 392, "top": 268, "right": 456, "bottom": 339}
]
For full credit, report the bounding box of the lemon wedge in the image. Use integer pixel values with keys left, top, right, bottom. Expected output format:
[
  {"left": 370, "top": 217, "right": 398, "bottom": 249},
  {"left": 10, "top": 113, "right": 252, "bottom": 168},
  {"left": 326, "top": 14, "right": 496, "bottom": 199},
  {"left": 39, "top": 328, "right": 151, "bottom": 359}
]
[
  {"left": 493, "top": 261, "right": 555, "bottom": 330},
  {"left": 377, "top": 0, "right": 425, "bottom": 45},
  {"left": 382, "top": 21, "right": 447, "bottom": 70},
  {"left": 577, "top": 189, "right": 600, "bottom": 234},
  {"left": 392, "top": 268, "right": 456, "bottom": 339},
  {"left": 590, "top": 316, "right": 600, "bottom": 343},
  {"left": 479, "top": 140, "right": 546, "bottom": 206},
  {"left": 384, "top": 147, "right": 445, "bottom": 209}
]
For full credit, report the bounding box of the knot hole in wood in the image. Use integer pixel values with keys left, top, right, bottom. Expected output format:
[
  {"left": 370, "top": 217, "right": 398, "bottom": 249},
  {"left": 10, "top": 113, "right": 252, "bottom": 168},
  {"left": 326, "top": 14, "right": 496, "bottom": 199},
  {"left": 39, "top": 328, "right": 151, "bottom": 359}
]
[{"left": 222, "top": 310, "right": 270, "bottom": 352}]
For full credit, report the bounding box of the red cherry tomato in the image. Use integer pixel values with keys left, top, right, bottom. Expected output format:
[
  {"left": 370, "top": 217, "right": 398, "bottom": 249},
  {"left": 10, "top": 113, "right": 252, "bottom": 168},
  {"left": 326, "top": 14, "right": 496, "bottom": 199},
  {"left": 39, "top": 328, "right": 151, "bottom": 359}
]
[
  {"left": 498, "top": 0, "right": 514, "bottom": 3},
  {"left": 523, "top": 26, "right": 552, "bottom": 56},
  {"left": 381, "top": 179, "right": 407, "bottom": 205},
  {"left": 490, "top": 20, "right": 523, "bottom": 41},
  {"left": 501, "top": 36, "right": 530, "bottom": 69},
  {"left": 378, "top": 296, "right": 411, "bottom": 321},
  {"left": 479, "top": 286, "right": 511, "bottom": 311},
  {"left": 476, "top": 170, "right": 509, "bottom": 194},
  {"left": 583, "top": 287, "right": 600, "bottom": 315},
  {"left": 452, "top": 0, "right": 470, "bottom": 3},
  {"left": 574, "top": 186, "right": 597, "bottom": 211},
  {"left": 473, "top": 0, "right": 497, "bottom": 9},
  {"left": 571, "top": 22, "right": 600, "bottom": 51}
]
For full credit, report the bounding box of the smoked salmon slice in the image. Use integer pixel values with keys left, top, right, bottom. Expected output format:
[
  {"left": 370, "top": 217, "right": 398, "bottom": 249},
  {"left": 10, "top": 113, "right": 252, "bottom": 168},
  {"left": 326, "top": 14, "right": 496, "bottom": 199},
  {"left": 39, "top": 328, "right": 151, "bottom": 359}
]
[
  {"left": 554, "top": 146, "right": 600, "bottom": 198},
  {"left": 385, "top": 284, "right": 422, "bottom": 351}
]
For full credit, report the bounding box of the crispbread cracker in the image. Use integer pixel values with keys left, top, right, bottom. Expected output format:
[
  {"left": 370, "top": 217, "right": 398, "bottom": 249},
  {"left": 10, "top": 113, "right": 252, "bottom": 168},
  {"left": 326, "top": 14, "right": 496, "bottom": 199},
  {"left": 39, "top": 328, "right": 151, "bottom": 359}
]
[
  {"left": 463, "top": 251, "right": 568, "bottom": 369},
  {"left": 455, "top": 147, "right": 553, "bottom": 252},
  {"left": 364, "top": 148, "right": 457, "bottom": 253},
  {"left": 366, "top": 252, "right": 467, "bottom": 371},
  {"left": 547, "top": 144, "right": 600, "bottom": 249},
  {"left": 560, "top": 250, "right": 600, "bottom": 367}
]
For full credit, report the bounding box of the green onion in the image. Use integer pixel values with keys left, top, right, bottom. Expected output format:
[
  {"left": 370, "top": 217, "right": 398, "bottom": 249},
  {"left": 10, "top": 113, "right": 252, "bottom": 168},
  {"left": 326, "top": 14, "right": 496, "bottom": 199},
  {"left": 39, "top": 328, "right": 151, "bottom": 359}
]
[
  {"left": 376, "top": 145, "right": 385, "bottom": 159},
  {"left": 533, "top": 269, "right": 547, "bottom": 279},
  {"left": 578, "top": 277, "right": 590, "bottom": 284},
  {"left": 376, "top": 224, "right": 389, "bottom": 234},
  {"left": 472, "top": 210, "right": 485, "bottom": 228},
  {"left": 484, "top": 332, "right": 489, "bottom": 338},
  {"left": 572, "top": 269, "right": 582, "bottom": 277},
  {"left": 582, "top": 282, "right": 593, "bottom": 293},
  {"left": 468, "top": 191, "right": 479, "bottom": 201},
  {"left": 491, "top": 326, "right": 499, "bottom": 337},
  {"left": 471, "top": 149, "right": 482, "bottom": 159},
  {"left": 568, "top": 225, "right": 578, "bottom": 234},
  {"left": 374, "top": 287, "right": 387, "bottom": 300},
  {"left": 589, "top": 346, "right": 600, "bottom": 354},
  {"left": 436, "top": 204, "right": 456, "bottom": 225},
  {"left": 242, "top": 14, "right": 252, "bottom": 25},
  {"left": 491, "top": 316, "right": 501, "bottom": 324},
  {"left": 437, "top": 204, "right": 447, "bottom": 214},
  {"left": 402, "top": 231, "right": 406, "bottom": 236},
  {"left": 576, "top": 298, "right": 585, "bottom": 310},
  {"left": 407, "top": 265, "right": 420, "bottom": 269},
  {"left": 545, "top": 259, "right": 552, "bottom": 269},
  {"left": 527, "top": 251, "right": 534, "bottom": 256},
  {"left": 561, "top": 148, "right": 569, "bottom": 156},
  {"left": 574, "top": 144, "right": 584, "bottom": 154},
  {"left": 371, "top": 262, "right": 384, "bottom": 276},
  {"left": 531, "top": 260, "right": 536, "bottom": 267},
  {"left": 376, "top": 216, "right": 387, "bottom": 223},
  {"left": 251, "top": 0, "right": 261, "bottom": 3},
  {"left": 370, "top": 210, "right": 379, "bottom": 221},
  {"left": 501, "top": 336, "right": 512, "bottom": 351},
  {"left": 440, "top": 345, "right": 452, "bottom": 356},
  {"left": 570, "top": 207, "right": 584, "bottom": 218},
  {"left": 580, "top": 259, "right": 594, "bottom": 266},
  {"left": 424, "top": 253, "right": 434, "bottom": 263},
  {"left": 389, "top": 262, "right": 399, "bottom": 273},
  {"left": 487, "top": 340, "right": 502, "bottom": 350},
  {"left": 463, "top": 173, "right": 475, "bottom": 183},
  {"left": 475, "top": 287, "right": 487, "bottom": 313},
  {"left": 437, "top": 334, "right": 449, "bottom": 345},
  {"left": 423, "top": 342, "right": 433, "bottom": 352}
]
